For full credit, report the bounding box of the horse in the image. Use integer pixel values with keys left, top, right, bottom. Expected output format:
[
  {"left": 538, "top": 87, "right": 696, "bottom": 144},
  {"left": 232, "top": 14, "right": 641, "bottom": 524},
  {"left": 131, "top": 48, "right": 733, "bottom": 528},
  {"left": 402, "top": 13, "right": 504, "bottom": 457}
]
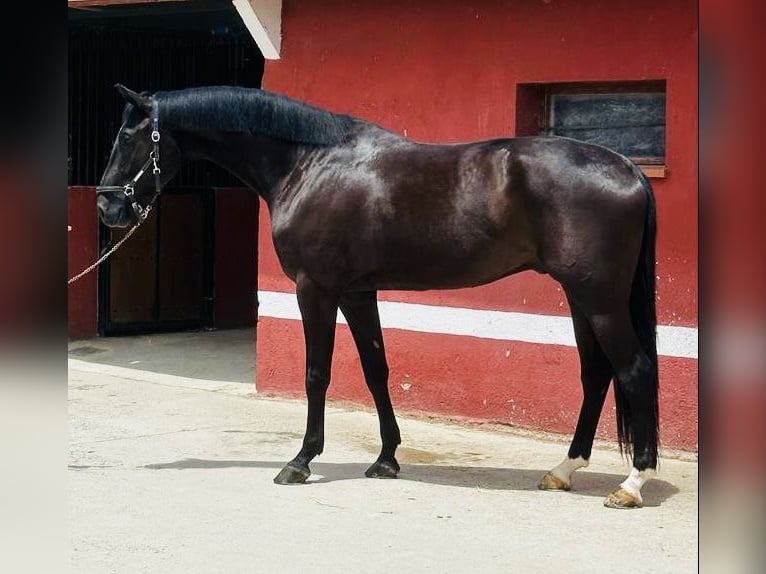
[{"left": 97, "top": 84, "right": 660, "bottom": 509}]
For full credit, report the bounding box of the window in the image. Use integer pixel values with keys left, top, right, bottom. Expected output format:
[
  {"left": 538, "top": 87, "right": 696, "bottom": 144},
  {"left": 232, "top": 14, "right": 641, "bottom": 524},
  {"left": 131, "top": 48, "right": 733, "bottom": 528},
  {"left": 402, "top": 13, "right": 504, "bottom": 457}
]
[{"left": 516, "top": 81, "right": 667, "bottom": 177}]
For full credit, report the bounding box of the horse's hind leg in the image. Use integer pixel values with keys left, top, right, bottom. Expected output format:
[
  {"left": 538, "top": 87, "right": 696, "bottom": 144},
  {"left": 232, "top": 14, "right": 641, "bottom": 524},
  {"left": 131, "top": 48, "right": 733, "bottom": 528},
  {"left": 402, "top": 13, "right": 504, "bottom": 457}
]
[
  {"left": 539, "top": 298, "right": 613, "bottom": 491},
  {"left": 340, "top": 291, "right": 402, "bottom": 478},
  {"left": 274, "top": 276, "right": 340, "bottom": 485},
  {"left": 588, "top": 308, "right": 659, "bottom": 508}
]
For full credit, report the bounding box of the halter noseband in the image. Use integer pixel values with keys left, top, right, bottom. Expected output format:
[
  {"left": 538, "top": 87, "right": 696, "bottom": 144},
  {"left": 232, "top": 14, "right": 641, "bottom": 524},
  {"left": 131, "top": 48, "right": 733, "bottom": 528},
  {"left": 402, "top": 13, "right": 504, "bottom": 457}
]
[{"left": 96, "top": 101, "right": 162, "bottom": 221}]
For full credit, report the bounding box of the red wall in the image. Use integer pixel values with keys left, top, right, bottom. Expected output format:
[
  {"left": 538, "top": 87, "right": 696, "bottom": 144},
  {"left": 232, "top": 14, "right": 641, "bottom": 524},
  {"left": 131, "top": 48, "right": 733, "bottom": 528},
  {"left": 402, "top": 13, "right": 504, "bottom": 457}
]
[
  {"left": 255, "top": 0, "right": 698, "bottom": 449},
  {"left": 67, "top": 187, "right": 99, "bottom": 339}
]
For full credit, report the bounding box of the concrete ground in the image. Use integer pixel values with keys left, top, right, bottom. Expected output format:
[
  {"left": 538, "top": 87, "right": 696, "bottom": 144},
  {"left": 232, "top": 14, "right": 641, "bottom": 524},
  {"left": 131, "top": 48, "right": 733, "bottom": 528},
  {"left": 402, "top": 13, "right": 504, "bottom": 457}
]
[{"left": 69, "top": 330, "right": 698, "bottom": 574}]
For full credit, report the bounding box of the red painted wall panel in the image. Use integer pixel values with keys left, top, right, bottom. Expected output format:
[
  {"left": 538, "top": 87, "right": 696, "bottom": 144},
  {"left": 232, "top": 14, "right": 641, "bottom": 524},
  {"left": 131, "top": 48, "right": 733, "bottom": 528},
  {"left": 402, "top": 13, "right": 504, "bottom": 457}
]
[
  {"left": 67, "top": 187, "right": 99, "bottom": 339},
  {"left": 257, "top": 318, "right": 697, "bottom": 451}
]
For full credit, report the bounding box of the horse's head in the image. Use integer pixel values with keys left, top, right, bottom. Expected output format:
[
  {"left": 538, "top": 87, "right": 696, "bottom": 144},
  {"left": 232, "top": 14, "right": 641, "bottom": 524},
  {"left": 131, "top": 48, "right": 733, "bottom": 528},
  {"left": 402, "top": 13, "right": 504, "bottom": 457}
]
[{"left": 97, "top": 84, "right": 180, "bottom": 227}]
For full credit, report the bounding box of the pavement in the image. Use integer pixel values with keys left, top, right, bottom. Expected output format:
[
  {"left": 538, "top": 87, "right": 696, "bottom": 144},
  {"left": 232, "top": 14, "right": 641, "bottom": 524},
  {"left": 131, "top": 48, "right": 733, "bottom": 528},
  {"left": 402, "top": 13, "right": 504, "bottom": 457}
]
[{"left": 69, "top": 330, "right": 698, "bottom": 574}]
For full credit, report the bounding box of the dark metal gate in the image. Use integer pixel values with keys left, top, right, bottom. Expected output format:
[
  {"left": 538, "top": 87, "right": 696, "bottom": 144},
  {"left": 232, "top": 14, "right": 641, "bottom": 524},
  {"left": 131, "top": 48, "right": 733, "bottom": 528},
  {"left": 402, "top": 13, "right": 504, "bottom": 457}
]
[{"left": 68, "top": 3, "right": 264, "bottom": 335}]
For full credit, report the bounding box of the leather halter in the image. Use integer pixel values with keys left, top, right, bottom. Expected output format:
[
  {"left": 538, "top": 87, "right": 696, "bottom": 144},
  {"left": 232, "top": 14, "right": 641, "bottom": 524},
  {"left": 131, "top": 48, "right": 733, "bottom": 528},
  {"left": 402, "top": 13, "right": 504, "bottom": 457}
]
[{"left": 96, "top": 101, "right": 162, "bottom": 221}]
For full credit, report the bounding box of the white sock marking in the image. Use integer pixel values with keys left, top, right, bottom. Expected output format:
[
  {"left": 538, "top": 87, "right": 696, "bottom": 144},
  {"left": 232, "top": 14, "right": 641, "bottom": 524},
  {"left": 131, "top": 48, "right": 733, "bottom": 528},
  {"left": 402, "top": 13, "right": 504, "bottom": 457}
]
[
  {"left": 550, "top": 456, "right": 589, "bottom": 483},
  {"left": 619, "top": 467, "right": 656, "bottom": 503}
]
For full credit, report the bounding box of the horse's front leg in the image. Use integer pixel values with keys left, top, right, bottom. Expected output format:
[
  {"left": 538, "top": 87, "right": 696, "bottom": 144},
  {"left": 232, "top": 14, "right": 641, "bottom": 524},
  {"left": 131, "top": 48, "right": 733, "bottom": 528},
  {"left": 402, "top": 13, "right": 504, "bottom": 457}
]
[
  {"left": 339, "top": 291, "right": 402, "bottom": 478},
  {"left": 274, "top": 276, "right": 339, "bottom": 485}
]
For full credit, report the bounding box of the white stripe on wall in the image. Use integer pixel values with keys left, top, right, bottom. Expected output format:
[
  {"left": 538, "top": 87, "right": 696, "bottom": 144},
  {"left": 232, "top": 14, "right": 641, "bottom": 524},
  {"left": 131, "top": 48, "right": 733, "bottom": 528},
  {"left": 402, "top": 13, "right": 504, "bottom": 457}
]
[{"left": 257, "top": 290, "right": 698, "bottom": 360}]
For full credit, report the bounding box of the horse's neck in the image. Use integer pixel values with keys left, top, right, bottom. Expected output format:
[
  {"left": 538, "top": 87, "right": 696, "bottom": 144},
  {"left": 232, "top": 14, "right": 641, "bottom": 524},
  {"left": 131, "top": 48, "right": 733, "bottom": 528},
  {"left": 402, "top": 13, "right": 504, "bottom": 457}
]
[{"left": 177, "top": 129, "right": 304, "bottom": 205}]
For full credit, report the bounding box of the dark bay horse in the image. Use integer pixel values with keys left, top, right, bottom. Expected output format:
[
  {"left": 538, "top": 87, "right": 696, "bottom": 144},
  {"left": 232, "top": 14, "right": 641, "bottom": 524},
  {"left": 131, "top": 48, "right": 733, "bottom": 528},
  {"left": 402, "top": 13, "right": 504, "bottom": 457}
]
[{"left": 98, "top": 85, "right": 659, "bottom": 508}]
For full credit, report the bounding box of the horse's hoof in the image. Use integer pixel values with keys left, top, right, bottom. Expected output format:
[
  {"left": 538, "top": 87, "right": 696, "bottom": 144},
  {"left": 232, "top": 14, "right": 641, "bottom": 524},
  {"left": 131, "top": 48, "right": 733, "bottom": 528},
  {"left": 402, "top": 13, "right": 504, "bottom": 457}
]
[
  {"left": 603, "top": 488, "right": 643, "bottom": 509},
  {"left": 365, "top": 457, "right": 400, "bottom": 479},
  {"left": 538, "top": 472, "right": 571, "bottom": 491},
  {"left": 273, "top": 463, "right": 311, "bottom": 485}
]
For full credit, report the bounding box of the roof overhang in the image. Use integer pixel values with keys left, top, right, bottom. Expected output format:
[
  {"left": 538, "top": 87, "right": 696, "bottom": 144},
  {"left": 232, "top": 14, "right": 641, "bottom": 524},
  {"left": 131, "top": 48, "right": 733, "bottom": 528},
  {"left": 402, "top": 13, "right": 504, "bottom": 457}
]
[{"left": 231, "top": 0, "right": 282, "bottom": 60}]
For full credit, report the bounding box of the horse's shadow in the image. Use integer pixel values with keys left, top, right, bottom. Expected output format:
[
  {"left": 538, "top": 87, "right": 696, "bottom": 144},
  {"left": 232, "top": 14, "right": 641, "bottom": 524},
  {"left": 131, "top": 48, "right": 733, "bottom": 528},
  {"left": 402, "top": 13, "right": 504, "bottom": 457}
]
[{"left": 142, "top": 458, "right": 680, "bottom": 507}]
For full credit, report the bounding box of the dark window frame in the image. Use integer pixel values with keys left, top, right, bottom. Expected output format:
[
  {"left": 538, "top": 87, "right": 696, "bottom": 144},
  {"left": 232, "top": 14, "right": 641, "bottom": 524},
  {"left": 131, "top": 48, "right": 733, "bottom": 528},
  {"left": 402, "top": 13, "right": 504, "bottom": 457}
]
[
  {"left": 542, "top": 80, "right": 667, "bottom": 166},
  {"left": 515, "top": 80, "right": 668, "bottom": 178}
]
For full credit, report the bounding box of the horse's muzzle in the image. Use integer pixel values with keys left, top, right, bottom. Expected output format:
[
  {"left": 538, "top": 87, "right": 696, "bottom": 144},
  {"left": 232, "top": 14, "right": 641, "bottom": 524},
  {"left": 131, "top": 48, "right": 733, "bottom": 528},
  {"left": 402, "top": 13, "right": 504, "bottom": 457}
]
[{"left": 97, "top": 193, "right": 132, "bottom": 228}]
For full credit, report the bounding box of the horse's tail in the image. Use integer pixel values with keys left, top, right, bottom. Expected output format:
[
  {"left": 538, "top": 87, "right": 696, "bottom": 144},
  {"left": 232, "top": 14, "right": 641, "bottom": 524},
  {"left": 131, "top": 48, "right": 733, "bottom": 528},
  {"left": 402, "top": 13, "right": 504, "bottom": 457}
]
[{"left": 614, "top": 166, "right": 659, "bottom": 462}]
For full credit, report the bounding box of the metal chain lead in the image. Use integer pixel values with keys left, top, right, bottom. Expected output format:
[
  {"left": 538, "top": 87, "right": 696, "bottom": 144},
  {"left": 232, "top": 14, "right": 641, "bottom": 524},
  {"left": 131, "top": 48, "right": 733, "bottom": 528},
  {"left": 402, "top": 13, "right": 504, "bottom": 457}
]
[
  {"left": 68, "top": 222, "right": 141, "bottom": 285},
  {"left": 67, "top": 191, "right": 160, "bottom": 285}
]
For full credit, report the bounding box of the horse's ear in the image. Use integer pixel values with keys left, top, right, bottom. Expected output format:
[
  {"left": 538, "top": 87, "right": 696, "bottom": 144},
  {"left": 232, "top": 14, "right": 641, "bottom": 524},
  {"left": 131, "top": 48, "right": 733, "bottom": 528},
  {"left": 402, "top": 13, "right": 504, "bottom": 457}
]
[{"left": 115, "top": 83, "right": 152, "bottom": 115}]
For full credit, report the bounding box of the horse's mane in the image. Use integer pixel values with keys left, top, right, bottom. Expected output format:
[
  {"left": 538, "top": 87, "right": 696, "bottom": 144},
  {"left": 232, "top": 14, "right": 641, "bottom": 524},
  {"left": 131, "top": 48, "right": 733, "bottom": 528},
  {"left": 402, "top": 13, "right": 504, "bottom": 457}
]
[{"left": 155, "top": 86, "right": 357, "bottom": 145}]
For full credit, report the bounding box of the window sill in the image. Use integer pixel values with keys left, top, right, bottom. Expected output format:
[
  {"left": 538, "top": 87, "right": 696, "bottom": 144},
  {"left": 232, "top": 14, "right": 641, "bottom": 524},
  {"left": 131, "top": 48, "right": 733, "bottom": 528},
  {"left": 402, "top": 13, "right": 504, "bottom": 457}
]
[{"left": 638, "top": 165, "right": 667, "bottom": 178}]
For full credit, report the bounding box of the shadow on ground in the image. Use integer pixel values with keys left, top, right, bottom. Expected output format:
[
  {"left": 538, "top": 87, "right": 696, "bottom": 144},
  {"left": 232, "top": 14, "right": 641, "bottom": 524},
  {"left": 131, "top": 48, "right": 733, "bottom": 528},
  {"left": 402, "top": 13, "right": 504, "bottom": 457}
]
[
  {"left": 68, "top": 328, "right": 254, "bottom": 383},
  {"left": 140, "top": 458, "right": 679, "bottom": 506}
]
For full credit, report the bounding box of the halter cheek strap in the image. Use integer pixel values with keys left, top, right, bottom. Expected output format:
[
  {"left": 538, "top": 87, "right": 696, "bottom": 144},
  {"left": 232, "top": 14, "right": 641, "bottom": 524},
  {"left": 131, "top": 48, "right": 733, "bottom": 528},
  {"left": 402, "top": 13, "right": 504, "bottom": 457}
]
[{"left": 96, "top": 102, "right": 162, "bottom": 221}]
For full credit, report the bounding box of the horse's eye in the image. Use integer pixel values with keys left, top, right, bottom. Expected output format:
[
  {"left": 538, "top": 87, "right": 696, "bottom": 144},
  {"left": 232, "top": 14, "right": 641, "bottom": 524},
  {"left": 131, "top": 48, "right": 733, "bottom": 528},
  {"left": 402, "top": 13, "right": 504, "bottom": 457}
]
[{"left": 122, "top": 132, "right": 132, "bottom": 142}]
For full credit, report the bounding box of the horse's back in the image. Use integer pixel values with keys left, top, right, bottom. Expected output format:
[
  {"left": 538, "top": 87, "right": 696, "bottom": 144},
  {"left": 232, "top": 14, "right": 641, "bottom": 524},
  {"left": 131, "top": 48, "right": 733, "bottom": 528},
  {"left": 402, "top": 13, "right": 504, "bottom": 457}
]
[{"left": 273, "top": 128, "right": 650, "bottom": 293}]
